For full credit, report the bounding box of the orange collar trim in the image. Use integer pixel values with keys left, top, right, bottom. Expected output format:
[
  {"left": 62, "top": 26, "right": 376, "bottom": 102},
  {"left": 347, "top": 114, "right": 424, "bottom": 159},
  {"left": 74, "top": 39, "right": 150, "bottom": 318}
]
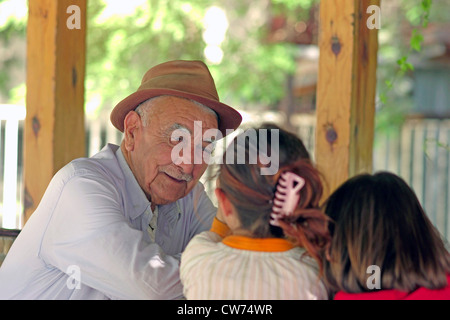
[{"left": 222, "top": 235, "right": 295, "bottom": 252}]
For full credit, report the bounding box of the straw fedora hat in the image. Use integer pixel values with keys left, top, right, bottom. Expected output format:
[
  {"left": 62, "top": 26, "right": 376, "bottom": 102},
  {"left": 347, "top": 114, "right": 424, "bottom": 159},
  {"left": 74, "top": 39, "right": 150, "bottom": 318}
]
[{"left": 110, "top": 60, "right": 242, "bottom": 136}]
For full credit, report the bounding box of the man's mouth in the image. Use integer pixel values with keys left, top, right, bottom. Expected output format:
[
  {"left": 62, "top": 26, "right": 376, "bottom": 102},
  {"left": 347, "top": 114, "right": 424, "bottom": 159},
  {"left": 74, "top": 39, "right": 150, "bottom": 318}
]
[
  {"left": 164, "top": 173, "right": 185, "bottom": 183},
  {"left": 160, "top": 167, "right": 193, "bottom": 183}
]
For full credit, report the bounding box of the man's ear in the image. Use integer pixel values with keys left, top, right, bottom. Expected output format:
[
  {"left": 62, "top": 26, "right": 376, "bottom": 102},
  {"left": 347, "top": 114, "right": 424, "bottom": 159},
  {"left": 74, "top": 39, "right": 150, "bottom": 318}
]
[
  {"left": 215, "top": 188, "right": 233, "bottom": 217},
  {"left": 123, "top": 111, "right": 141, "bottom": 152}
]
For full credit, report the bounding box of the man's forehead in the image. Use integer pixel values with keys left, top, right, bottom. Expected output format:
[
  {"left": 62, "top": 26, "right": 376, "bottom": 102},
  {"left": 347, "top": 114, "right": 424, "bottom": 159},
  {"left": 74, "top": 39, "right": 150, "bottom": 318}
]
[{"left": 157, "top": 96, "right": 217, "bottom": 122}]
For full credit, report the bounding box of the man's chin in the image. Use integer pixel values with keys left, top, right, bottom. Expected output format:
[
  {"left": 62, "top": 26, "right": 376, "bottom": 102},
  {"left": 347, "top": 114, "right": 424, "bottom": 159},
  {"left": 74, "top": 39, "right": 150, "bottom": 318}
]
[
  {"left": 148, "top": 175, "right": 197, "bottom": 204},
  {"left": 148, "top": 187, "right": 187, "bottom": 205}
]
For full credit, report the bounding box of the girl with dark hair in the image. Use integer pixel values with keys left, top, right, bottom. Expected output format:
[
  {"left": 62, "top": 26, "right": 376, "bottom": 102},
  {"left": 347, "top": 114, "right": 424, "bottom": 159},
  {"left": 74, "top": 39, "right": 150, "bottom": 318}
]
[
  {"left": 322, "top": 171, "right": 450, "bottom": 300},
  {"left": 180, "top": 124, "right": 330, "bottom": 299}
]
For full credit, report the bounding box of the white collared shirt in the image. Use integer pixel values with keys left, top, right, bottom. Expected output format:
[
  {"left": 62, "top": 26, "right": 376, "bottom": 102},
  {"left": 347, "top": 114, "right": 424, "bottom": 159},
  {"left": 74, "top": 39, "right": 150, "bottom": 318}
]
[
  {"left": 181, "top": 230, "right": 329, "bottom": 300},
  {"left": 0, "top": 144, "right": 216, "bottom": 299}
]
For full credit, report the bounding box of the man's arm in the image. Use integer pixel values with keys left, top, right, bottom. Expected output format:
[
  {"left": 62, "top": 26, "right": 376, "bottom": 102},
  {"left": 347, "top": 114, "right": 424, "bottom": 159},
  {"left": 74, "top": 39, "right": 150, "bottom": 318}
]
[{"left": 39, "top": 173, "right": 183, "bottom": 300}]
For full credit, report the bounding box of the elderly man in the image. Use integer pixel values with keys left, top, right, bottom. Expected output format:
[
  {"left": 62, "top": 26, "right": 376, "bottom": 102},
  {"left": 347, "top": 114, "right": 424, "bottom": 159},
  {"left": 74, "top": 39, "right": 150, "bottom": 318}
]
[{"left": 0, "top": 60, "right": 241, "bottom": 299}]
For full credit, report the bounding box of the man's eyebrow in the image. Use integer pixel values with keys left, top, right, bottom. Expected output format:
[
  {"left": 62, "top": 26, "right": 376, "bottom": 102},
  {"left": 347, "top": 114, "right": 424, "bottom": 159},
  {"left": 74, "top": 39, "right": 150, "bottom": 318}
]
[{"left": 165, "top": 123, "right": 191, "bottom": 135}]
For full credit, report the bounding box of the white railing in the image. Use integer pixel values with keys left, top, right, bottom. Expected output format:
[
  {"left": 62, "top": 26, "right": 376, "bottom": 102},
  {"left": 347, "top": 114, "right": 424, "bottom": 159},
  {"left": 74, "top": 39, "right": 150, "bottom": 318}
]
[
  {"left": 86, "top": 117, "right": 123, "bottom": 157},
  {"left": 291, "top": 114, "right": 450, "bottom": 242},
  {"left": 0, "top": 104, "right": 26, "bottom": 229}
]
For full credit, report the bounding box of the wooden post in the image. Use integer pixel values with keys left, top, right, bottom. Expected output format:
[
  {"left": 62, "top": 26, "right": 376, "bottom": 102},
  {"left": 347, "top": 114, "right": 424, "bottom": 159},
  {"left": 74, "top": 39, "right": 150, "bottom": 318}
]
[
  {"left": 315, "top": 0, "right": 379, "bottom": 199},
  {"left": 24, "top": 0, "right": 86, "bottom": 222}
]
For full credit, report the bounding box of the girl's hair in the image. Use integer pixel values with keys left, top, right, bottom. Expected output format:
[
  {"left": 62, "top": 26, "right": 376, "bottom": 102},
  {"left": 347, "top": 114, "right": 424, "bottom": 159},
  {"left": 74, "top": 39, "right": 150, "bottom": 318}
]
[
  {"left": 322, "top": 171, "right": 450, "bottom": 293},
  {"left": 217, "top": 123, "right": 330, "bottom": 271}
]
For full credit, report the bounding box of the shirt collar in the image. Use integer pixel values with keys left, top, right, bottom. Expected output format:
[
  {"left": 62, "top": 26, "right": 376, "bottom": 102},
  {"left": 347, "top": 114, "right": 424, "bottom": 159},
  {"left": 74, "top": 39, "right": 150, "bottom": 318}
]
[
  {"left": 222, "top": 235, "right": 295, "bottom": 252},
  {"left": 115, "top": 147, "right": 151, "bottom": 219}
]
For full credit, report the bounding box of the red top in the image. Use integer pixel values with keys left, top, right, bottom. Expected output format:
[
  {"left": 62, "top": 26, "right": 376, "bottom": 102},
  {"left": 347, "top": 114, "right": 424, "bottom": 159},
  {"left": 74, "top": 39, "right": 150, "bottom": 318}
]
[{"left": 334, "top": 275, "right": 450, "bottom": 300}]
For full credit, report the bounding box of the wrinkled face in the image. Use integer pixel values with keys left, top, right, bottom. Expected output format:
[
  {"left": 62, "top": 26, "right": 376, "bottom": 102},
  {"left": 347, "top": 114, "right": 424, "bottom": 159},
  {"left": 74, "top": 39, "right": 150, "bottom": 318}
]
[{"left": 123, "top": 96, "right": 218, "bottom": 205}]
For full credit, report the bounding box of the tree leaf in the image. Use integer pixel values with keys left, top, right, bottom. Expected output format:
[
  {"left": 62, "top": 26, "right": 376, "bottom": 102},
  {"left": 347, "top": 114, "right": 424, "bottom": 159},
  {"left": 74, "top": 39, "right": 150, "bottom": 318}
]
[{"left": 410, "top": 30, "right": 424, "bottom": 52}]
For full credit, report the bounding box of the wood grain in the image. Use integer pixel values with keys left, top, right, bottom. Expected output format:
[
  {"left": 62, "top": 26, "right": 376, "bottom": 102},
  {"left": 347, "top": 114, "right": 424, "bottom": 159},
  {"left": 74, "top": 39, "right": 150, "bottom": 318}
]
[
  {"left": 315, "top": 0, "right": 379, "bottom": 200},
  {"left": 24, "top": 0, "right": 86, "bottom": 223}
]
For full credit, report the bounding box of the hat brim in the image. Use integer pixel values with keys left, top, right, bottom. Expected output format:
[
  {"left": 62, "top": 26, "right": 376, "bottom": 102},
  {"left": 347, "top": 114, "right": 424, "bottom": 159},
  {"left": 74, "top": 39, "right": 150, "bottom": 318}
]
[{"left": 110, "top": 88, "right": 242, "bottom": 137}]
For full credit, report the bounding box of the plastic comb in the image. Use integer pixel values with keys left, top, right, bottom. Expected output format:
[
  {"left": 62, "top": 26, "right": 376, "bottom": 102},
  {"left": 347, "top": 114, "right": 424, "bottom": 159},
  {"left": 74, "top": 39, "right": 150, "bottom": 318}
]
[{"left": 270, "top": 172, "right": 305, "bottom": 227}]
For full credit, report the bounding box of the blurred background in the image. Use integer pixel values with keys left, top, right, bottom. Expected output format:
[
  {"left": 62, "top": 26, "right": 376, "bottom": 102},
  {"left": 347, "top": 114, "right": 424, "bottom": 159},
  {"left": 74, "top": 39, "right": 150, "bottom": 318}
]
[{"left": 0, "top": 0, "right": 449, "bottom": 243}]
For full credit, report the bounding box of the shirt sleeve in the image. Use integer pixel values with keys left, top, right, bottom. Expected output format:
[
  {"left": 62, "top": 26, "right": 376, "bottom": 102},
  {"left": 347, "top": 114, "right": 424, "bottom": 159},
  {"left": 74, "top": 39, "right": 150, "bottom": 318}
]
[{"left": 39, "top": 172, "right": 183, "bottom": 300}]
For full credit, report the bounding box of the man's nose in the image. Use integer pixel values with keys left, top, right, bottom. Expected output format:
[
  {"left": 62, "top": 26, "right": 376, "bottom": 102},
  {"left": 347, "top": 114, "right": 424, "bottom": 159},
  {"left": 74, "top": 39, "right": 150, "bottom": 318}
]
[
  {"left": 178, "top": 144, "right": 203, "bottom": 174},
  {"left": 178, "top": 158, "right": 194, "bottom": 175}
]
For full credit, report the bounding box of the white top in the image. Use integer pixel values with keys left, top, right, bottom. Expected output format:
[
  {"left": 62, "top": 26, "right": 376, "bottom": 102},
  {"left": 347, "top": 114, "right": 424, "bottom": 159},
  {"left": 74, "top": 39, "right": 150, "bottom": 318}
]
[
  {"left": 0, "top": 144, "right": 216, "bottom": 300},
  {"left": 180, "top": 220, "right": 329, "bottom": 300}
]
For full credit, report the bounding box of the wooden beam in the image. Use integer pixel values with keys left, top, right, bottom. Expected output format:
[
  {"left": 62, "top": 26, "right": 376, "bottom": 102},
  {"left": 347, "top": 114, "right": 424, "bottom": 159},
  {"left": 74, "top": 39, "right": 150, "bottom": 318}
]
[
  {"left": 315, "top": 0, "right": 379, "bottom": 199},
  {"left": 24, "top": 0, "right": 86, "bottom": 222}
]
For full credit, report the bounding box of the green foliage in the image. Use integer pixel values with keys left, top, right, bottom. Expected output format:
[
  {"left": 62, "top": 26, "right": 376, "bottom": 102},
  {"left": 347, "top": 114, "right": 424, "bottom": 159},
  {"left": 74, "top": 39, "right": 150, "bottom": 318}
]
[
  {"left": 85, "top": 0, "right": 313, "bottom": 118},
  {"left": 85, "top": 0, "right": 209, "bottom": 118},
  {"left": 0, "top": 0, "right": 313, "bottom": 114},
  {"left": 0, "top": 0, "right": 26, "bottom": 100},
  {"left": 271, "top": 0, "right": 318, "bottom": 17},
  {"left": 0, "top": 0, "right": 446, "bottom": 129},
  {"left": 378, "top": 0, "right": 433, "bottom": 100},
  {"left": 409, "top": 29, "right": 424, "bottom": 52},
  {"left": 375, "top": 0, "right": 435, "bottom": 134}
]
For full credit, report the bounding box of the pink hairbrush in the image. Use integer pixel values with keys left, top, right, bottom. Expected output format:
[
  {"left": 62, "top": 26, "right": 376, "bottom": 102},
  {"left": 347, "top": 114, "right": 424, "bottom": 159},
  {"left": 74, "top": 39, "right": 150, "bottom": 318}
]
[{"left": 270, "top": 172, "right": 305, "bottom": 227}]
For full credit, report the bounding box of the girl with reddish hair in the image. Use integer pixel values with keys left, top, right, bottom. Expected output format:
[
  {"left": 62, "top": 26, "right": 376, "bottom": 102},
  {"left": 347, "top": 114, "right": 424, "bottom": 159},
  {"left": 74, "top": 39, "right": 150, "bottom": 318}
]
[{"left": 180, "top": 124, "right": 330, "bottom": 299}]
